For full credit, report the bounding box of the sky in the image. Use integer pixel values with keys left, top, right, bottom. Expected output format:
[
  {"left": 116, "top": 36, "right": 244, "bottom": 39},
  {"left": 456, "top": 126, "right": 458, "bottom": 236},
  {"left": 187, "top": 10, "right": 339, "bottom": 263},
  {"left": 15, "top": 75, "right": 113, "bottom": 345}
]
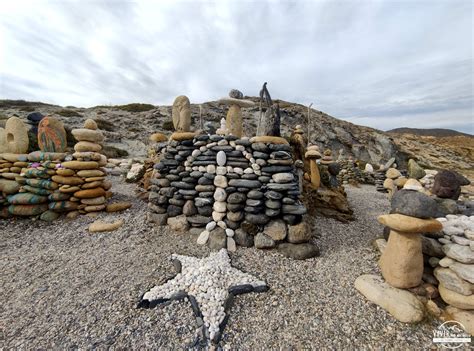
[{"left": 0, "top": 0, "right": 472, "bottom": 133}]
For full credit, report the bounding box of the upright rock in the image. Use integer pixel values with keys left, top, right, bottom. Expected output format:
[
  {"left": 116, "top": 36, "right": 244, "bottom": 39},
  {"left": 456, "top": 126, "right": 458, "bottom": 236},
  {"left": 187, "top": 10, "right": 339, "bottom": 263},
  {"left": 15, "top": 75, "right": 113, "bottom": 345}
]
[{"left": 172, "top": 95, "right": 191, "bottom": 132}]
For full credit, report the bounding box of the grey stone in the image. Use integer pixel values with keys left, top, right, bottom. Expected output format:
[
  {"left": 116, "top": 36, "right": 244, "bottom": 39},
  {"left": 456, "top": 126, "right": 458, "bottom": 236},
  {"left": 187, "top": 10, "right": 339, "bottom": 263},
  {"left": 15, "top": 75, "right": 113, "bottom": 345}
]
[
  {"left": 245, "top": 213, "right": 270, "bottom": 225},
  {"left": 277, "top": 243, "right": 319, "bottom": 260},
  {"left": 208, "top": 227, "right": 227, "bottom": 250},
  {"left": 254, "top": 232, "right": 276, "bottom": 249},
  {"left": 234, "top": 228, "right": 254, "bottom": 247},
  {"left": 390, "top": 189, "right": 439, "bottom": 219}
]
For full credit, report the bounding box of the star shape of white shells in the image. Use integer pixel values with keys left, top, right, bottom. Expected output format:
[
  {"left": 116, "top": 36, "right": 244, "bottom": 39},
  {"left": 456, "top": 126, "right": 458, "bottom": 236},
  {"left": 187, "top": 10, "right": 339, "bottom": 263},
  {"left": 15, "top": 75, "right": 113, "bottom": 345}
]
[{"left": 142, "top": 249, "right": 267, "bottom": 342}]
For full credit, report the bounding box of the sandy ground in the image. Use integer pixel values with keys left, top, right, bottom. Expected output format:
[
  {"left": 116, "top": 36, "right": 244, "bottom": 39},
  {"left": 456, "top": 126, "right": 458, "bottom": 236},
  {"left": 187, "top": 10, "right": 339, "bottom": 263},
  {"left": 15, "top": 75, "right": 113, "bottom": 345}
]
[{"left": 1, "top": 178, "right": 441, "bottom": 349}]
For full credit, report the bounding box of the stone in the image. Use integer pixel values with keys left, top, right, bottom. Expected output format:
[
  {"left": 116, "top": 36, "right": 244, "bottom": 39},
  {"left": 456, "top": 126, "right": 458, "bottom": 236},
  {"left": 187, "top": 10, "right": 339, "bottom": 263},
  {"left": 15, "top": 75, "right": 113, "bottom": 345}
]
[
  {"left": 365, "top": 163, "right": 374, "bottom": 173},
  {"left": 213, "top": 175, "right": 228, "bottom": 188},
  {"left": 379, "top": 230, "right": 423, "bottom": 288},
  {"left": 1, "top": 117, "right": 29, "bottom": 154},
  {"left": 7, "top": 193, "right": 48, "bottom": 205},
  {"left": 218, "top": 97, "right": 255, "bottom": 108},
  {"left": 245, "top": 213, "right": 270, "bottom": 225},
  {"left": 227, "top": 211, "right": 243, "bottom": 222},
  {"left": 73, "top": 188, "right": 106, "bottom": 199},
  {"left": 403, "top": 179, "right": 423, "bottom": 191},
  {"left": 432, "top": 170, "right": 462, "bottom": 200},
  {"left": 72, "top": 128, "right": 104, "bottom": 143},
  {"left": 227, "top": 192, "right": 246, "bottom": 204},
  {"left": 84, "top": 118, "right": 98, "bottom": 130},
  {"left": 377, "top": 214, "right": 442, "bottom": 233},
  {"left": 250, "top": 136, "right": 289, "bottom": 145},
  {"left": 386, "top": 168, "right": 401, "bottom": 179},
  {"left": 443, "top": 244, "right": 474, "bottom": 264},
  {"left": 439, "top": 284, "right": 474, "bottom": 310},
  {"left": 81, "top": 196, "right": 106, "bottom": 205},
  {"left": 206, "top": 221, "right": 216, "bottom": 231},
  {"left": 197, "top": 230, "right": 210, "bottom": 245},
  {"left": 208, "top": 227, "right": 227, "bottom": 250},
  {"left": 51, "top": 175, "right": 84, "bottom": 186},
  {"left": 407, "top": 159, "right": 426, "bottom": 179},
  {"left": 172, "top": 95, "right": 191, "bottom": 132},
  {"left": 445, "top": 306, "right": 474, "bottom": 335},
  {"left": 228, "top": 179, "right": 261, "bottom": 188},
  {"left": 62, "top": 160, "right": 99, "bottom": 170},
  {"left": 127, "top": 163, "right": 145, "bottom": 182},
  {"left": 0, "top": 179, "right": 20, "bottom": 194},
  {"left": 272, "top": 172, "right": 294, "bottom": 183},
  {"left": 40, "top": 210, "right": 60, "bottom": 222},
  {"left": 89, "top": 219, "right": 124, "bottom": 232},
  {"left": 167, "top": 215, "right": 189, "bottom": 232},
  {"left": 8, "top": 204, "right": 48, "bottom": 216},
  {"left": 354, "top": 274, "right": 424, "bottom": 323},
  {"left": 147, "top": 212, "right": 168, "bottom": 225},
  {"left": 434, "top": 267, "right": 473, "bottom": 296},
  {"left": 277, "top": 243, "right": 319, "bottom": 260},
  {"left": 213, "top": 188, "right": 227, "bottom": 202},
  {"left": 216, "top": 150, "right": 227, "bottom": 166},
  {"left": 390, "top": 189, "right": 439, "bottom": 219},
  {"left": 183, "top": 200, "right": 197, "bottom": 216},
  {"left": 263, "top": 219, "right": 287, "bottom": 241},
  {"left": 254, "top": 232, "right": 276, "bottom": 249},
  {"left": 48, "top": 201, "right": 78, "bottom": 211},
  {"left": 226, "top": 105, "right": 243, "bottom": 137},
  {"left": 450, "top": 262, "right": 474, "bottom": 284},
  {"left": 74, "top": 141, "right": 102, "bottom": 152},
  {"left": 421, "top": 236, "right": 444, "bottom": 257},
  {"left": 287, "top": 221, "right": 311, "bottom": 243},
  {"left": 234, "top": 228, "right": 254, "bottom": 247},
  {"left": 38, "top": 117, "right": 67, "bottom": 152},
  {"left": 105, "top": 201, "right": 131, "bottom": 213}
]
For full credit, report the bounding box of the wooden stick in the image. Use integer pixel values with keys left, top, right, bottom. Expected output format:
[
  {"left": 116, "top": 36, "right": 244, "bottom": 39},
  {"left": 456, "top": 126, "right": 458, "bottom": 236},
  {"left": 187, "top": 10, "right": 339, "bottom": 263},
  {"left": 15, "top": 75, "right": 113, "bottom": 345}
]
[{"left": 307, "top": 103, "right": 313, "bottom": 145}]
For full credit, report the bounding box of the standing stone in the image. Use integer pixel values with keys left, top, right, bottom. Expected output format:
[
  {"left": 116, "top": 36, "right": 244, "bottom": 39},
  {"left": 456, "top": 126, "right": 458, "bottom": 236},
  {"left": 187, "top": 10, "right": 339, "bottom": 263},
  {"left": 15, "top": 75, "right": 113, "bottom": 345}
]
[
  {"left": 226, "top": 105, "right": 243, "bottom": 137},
  {"left": 0, "top": 117, "right": 29, "bottom": 154},
  {"left": 38, "top": 117, "right": 67, "bottom": 152},
  {"left": 216, "top": 151, "right": 227, "bottom": 166},
  {"left": 172, "top": 95, "right": 191, "bottom": 132}
]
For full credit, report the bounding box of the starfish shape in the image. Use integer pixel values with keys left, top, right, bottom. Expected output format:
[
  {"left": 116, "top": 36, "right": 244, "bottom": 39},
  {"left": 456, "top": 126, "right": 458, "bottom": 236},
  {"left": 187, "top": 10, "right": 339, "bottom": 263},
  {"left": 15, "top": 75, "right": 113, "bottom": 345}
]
[{"left": 138, "top": 249, "right": 268, "bottom": 345}]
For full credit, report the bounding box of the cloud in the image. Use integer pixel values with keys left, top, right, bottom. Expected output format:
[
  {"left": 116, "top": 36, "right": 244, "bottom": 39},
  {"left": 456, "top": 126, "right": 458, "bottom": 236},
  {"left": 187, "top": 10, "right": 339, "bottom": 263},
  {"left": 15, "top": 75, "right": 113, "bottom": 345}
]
[{"left": 0, "top": 0, "right": 472, "bottom": 133}]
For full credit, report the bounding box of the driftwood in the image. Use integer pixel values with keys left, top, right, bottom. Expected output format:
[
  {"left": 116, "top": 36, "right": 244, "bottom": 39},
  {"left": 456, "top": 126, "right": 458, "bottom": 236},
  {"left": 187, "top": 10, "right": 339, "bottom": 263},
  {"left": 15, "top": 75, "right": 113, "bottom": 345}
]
[{"left": 257, "top": 82, "right": 281, "bottom": 137}]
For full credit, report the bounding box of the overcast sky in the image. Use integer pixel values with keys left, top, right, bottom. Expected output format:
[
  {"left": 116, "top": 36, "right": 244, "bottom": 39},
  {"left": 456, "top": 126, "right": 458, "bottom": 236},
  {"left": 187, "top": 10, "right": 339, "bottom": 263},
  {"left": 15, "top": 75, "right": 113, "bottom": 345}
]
[{"left": 0, "top": 0, "right": 472, "bottom": 133}]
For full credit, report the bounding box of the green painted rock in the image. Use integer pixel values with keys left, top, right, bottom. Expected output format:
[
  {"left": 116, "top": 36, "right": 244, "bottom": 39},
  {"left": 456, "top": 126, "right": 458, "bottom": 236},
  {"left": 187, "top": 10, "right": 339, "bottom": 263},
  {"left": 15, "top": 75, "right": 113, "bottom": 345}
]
[
  {"left": 40, "top": 210, "right": 60, "bottom": 222},
  {"left": 25, "top": 179, "right": 58, "bottom": 190},
  {"left": 48, "top": 192, "right": 71, "bottom": 201},
  {"left": 7, "top": 192, "right": 48, "bottom": 205},
  {"left": 38, "top": 117, "right": 67, "bottom": 152},
  {"left": 28, "top": 151, "right": 66, "bottom": 162},
  {"left": 8, "top": 204, "right": 48, "bottom": 216},
  {"left": 0, "top": 179, "right": 20, "bottom": 194},
  {"left": 23, "top": 169, "right": 50, "bottom": 179},
  {"left": 23, "top": 185, "right": 53, "bottom": 196},
  {"left": 49, "top": 201, "right": 78, "bottom": 212}
]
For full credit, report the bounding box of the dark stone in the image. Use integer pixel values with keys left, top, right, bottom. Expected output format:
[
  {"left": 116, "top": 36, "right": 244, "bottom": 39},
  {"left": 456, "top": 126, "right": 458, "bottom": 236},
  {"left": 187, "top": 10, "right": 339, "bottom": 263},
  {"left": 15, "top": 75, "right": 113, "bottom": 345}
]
[
  {"left": 227, "top": 203, "right": 245, "bottom": 212},
  {"left": 268, "top": 144, "right": 291, "bottom": 152},
  {"left": 261, "top": 165, "right": 293, "bottom": 173},
  {"left": 198, "top": 177, "right": 213, "bottom": 185},
  {"left": 235, "top": 139, "right": 251, "bottom": 146},
  {"left": 197, "top": 205, "right": 213, "bottom": 216},
  {"left": 283, "top": 214, "right": 298, "bottom": 225},
  {"left": 168, "top": 198, "right": 185, "bottom": 206},
  {"left": 195, "top": 185, "right": 215, "bottom": 192},
  {"left": 252, "top": 151, "right": 269, "bottom": 159},
  {"left": 432, "top": 170, "right": 463, "bottom": 200},
  {"left": 390, "top": 189, "right": 440, "bottom": 219},
  {"left": 228, "top": 179, "right": 262, "bottom": 188},
  {"left": 234, "top": 228, "right": 255, "bottom": 247},
  {"left": 244, "top": 205, "right": 264, "bottom": 214},
  {"left": 226, "top": 173, "right": 240, "bottom": 180},
  {"left": 170, "top": 291, "right": 187, "bottom": 300},
  {"left": 195, "top": 197, "right": 212, "bottom": 207},
  {"left": 270, "top": 151, "right": 292, "bottom": 159},
  {"left": 159, "top": 187, "right": 175, "bottom": 197},
  {"left": 225, "top": 186, "right": 237, "bottom": 194},
  {"left": 277, "top": 243, "right": 320, "bottom": 260},
  {"left": 199, "top": 192, "right": 214, "bottom": 198},
  {"left": 183, "top": 200, "right": 197, "bottom": 216},
  {"left": 251, "top": 142, "right": 269, "bottom": 153},
  {"left": 265, "top": 199, "right": 281, "bottom": 209},
  {"left": 282, "top": 204, "right": 307, "bottom": 215},
  {"left": 241, "top": 173, "right": 258, "bottom": 180},
  {"left": 195, "top": 134, "right": 210, "bottom": 141},
  {"left": 181, "top": 177, "right": 196, "bottom": 184},
  {"left": 266, "top": 183, "right": 298, "bottom": 191},
  {"left": 246, "top": 199, "right": 263, "bottom": 207},
  {"left": 245, "top": 213, "right": 270, "bottom": 225},
  {"left": 236, "top": 187, "right": 250, "bottom": 193},
  {"left": 383, "top": 226, "right": 390, "bottom": 241},
  {"left": 165, "top": 174, "right": 180, "bottom": 181},
  {"left": 264, "top": 190, "right": 283, "bottom": 200},
  {"left": 27, "top": 112, "right": 44, "bottom": 122},
  {"left": 434, "top": 198, "right": 459, "bottom": 216},
  {"left": 211, "top": 145, "right": 233, "bottom": 152},
  {"left": 209, "top": 134, "right": 223, "bottom": 142},
  {"left": 328, "top": 163, "right": 341, "bottom": 176},
  {"left": 241, "top": 221, "right": 259, "bottom": 235},
  {"left": 178, "top": 189, "right": 197, "bottom": 196},
  {"left": 282, "top": 197, "right": 296, "bottom": 205},
  {"left": 187, "top": 215, "right": 212, "bottom": 226},
  {"left": 247, "top": 190, "right": 264, "bottom": 199},
  {"left": 190, "top": 171, "right": 203, "bottom": 178},
  {"left": 167, "top": 205, "right": 182, "bottom": 217},
  {"left": 171, "top": 181, "right": 195, "bottom": 190},
  {"left": 171, "top": 258, "right": 182, "bottom": 272},
  {"left": 226, "top": 161, "right": 250, "bottom": 168},
  {"left": 208, "top": 227, "right": 227, "bottom": 250},
  {"left": 265, "top": 208, "right": 280, "bottom": 217},
  {"left": 227, "top": 192, "right": 246, "bottom": 204},
  {"left": 225, "top": 219, "right": 240, "bottom": 230},
  {"left": 258, "top": 176, "right": 271, "bottom": 183},
  {"left": 229, "top": 284, "right": 254, "bottom": 295},
  {"left": 188, "top": 295, "right": 202, "bottom": 317}
]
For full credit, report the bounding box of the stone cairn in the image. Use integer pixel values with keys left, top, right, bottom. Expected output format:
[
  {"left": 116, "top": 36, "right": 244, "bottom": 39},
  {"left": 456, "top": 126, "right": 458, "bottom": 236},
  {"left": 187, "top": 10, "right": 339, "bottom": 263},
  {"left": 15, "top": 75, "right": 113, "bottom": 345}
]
[
  {"left": 217, "top": 89, "right": 255, "bottom": 138},
  {"left": 148, "top": 94, "right": 317, "bottom": 259},
  {"left": 337, "top": 157, "right": 374, "bottom": 185},
  {"left": 0, "top": 116, "right": 113, "bottom": 221}
]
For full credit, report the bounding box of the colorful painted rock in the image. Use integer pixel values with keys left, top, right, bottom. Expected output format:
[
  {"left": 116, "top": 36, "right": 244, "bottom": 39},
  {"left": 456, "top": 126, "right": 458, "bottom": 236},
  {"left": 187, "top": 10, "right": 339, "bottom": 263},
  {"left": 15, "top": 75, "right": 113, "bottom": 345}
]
[
  {"left": 7, "top": 192, "right": 48, "bottom": 205},
  {"left": 23, "top": 185, "right": 53, "bottom": 196},
  {"left": 28, "top": 151, "right": 66, "bottom": 162},
  {"left": 38, "top": 117, "right": 67, "bottom": 152},
  {"left": 40, "top": 210, "right": 60, "bottom": 222},
  {"left": 23, "top": 168, "right": 50, "bottom": 179},
  {"left": 8, "top": 204, "right": 48, "bottom": 216},
  {"left": 48, "top": 192, "right": 71, "bottom": 201},
  {"left": 25, "top": 178, "right": 59, "bottom": 190},
  {"left": 49, "top": 201, "right": 79, "bottom": 212},
  {"left": 0, "top": 179, "right": 20, "bottom": 194}
]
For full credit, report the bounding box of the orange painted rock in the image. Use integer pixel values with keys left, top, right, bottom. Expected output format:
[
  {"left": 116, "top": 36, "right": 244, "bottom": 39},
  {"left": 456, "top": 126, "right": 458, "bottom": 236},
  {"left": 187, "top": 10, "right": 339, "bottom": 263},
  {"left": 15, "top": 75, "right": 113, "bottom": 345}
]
[
  {"left": 73, "top": 187, "right": 106, "bottom": 199},
  {"left": 81, "top": 181, "right": 103, "bottom": 189},
  {"left": 38, "top": 117, "right": 67, "bottom": 152}
]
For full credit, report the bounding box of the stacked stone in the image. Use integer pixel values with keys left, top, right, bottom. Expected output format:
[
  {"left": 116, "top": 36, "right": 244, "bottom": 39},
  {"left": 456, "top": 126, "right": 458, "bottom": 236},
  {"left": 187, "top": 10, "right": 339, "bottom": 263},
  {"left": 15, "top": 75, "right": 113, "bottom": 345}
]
[
  {"left": 374, "top": 169, "right": 387, "bottom": 192},
  {"left": 337, "top": 159, "right": 374, "bottom": 185},
  {"left": 65, "top": 119, "right": 111, "bottom": 216},
  {"left": 148, "top": 134, "right": 309, "bottom": 254},
  {"left": 419, "top": 170, "right": 437, "bottom": 190}
]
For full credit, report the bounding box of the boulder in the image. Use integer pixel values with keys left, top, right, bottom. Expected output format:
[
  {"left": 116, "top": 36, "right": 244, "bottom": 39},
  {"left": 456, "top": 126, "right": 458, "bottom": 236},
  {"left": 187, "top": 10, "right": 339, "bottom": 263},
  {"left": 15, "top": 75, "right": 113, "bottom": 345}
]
[
  {"left": 234, "top": 228, "right": 254, "bottom": 247},
  {"left": 434, "top": 267, "right": 473, "bottom": 296},
  {"left": 287, "top": 221, "right": 311, "bottom": 243},
  {"left": 172, "top": 95, "right": 191, "bottom": 132},
  {"left": 1, "top": 117, "right": 29, "bottom": 153},
  {"left": 407, "top": 159, "right": 426, "bottom": 179},
  {"left": 38, "top": 117, "right": 67, "bottom": 152},
  {"left": 74, "top": 141, "right": 102, "bottom": 153},
  {"left": 263, "top": 219, "right": 287, "bottom": 241},
  {"left": 390, "top": 189, "right": 439, "bottom": 219},
  {"left": 386, "top": 168, "right": 401, "bottom": 179},
  {"left": 254, "top": 232, "right": 276, "bottom": 249},
  {"left": 84, "top": 119, "right": 98, "bottom": 130},
  {"left": 354, "top": 274, "right": 425, "bottom": 323},
  {"left": 167, "top": 215, "right": 189, "bottom": 232},
  {"left": 208, "top": 227, "right": 227, "bottom": 250},
  {"left": 432, "top": 170, "right": 462, "bottom": 200},
  {"left": 71, "top": 128, "right": 104, "bottom": 143},
  {"left": 277, "top": 243, "right": 319, "bottom": 260}
]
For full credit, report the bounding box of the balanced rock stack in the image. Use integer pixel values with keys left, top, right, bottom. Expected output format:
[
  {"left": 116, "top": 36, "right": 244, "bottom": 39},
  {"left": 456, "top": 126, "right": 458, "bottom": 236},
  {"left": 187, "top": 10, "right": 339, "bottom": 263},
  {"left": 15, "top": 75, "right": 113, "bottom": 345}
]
[
  {"left": 66, "top": 119, "right": 111, "bottom": 215},
  {"left": 337, "top": 159, "right": 374, "bottom": 185},
  {"left": 217, "top": 89, "right": 255, "bottom": 138},
  {"left": 374, "top": 157, "right": 396, "bottom": 193},
  {"left": 148, "top": 133, "right": 315, "bottom": 258}
]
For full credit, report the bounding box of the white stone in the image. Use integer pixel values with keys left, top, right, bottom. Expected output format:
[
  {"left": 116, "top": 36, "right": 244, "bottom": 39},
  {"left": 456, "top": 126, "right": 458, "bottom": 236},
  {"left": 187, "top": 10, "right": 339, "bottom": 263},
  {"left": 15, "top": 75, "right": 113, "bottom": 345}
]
[
  {"left": 272, "top": 172, "right": 294, "bottom": 183},
  {"left": 217, "top": 151, "right": 226, "bottom": 166},
  {"left": 452, "top": 235, "right": 471, "bottom": 246},
  {"left": 439, "top": 257, "right": 455, "bottom": 267},
  {"left": 214, "top": 188, "right": 227, "bottom": 202},
  {"left": 213, "top": 201, "right": 227, "bottom": 213},
  {"left": 251, "top": 163, "right": 260, "bottom": 171},
  {"left": 207, "top": 164, "right": 216, "bottom": 174},
  {"left": 450, "top": 262, "right": 474, "bottom": 283},
  {"left": 192, "top": 150, "right": 201, "bottom": 157},
  {"left": 216, "top": 166, "right": 227, "bottom": 175},
  {"left": 197, "top": 230, "right": 210, "bottom": 245},
  {"left": 225, "top": 228, "right": 234, "bottom": 237},
  {"left": 198, "top": 166, "right": 206, "bottom": 172},
  {"left": 212, "top": 211, "right": 226, "bottom": 221},
  {"left": 443, "top": 243, "right": 474, "bottom": 264},
  {"left": 206, "top": 221, "right": 217, "bottom": 231},
  {"left": 244, "top": 168, "right": 254, "bottom": 174},
  {"left": 233, "top": 167, "right": 243, "bottom": 175},
  {"left": 227, "top": 237, "right": 236, "bottom": 252},
  {"left": 226, "top": 166, "right": 233, "bottom": 173},
  {"left": 214, "top": 175, "right": 228, "bottom": 188},
  {"left": 235, "top": 145, "right": 245, "bottom": 152},
  {"left": 199, "top": 146, "right": 207, "bottom": 152},
  {"left": 365, "top": 163, "right": 374, "bottom": 173},
  {"left": 217, "top": 220, "right": 227, "bottom": 229}
]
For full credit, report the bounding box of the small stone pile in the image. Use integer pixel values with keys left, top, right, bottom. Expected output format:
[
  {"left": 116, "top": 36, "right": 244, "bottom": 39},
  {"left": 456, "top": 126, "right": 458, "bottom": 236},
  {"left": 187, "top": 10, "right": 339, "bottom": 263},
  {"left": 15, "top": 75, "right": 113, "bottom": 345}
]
[
  {"left": 148, "top": 133, "right": 317, "bottom": 258},
  {"left": 66, "top": 119, "right": 111, "bottom": 216},
  {"left": 374, "top": 157, "right": 396, "bottom": 193},
  {"left": 337, "top": 158, "right": 374, "bottom": 185}
]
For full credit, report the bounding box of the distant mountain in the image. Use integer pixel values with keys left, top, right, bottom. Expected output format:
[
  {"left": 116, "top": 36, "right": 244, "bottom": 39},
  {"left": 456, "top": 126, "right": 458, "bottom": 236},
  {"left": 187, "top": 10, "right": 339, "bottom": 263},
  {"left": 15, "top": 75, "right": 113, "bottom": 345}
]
[{"left": 387, "top": 127, "right": 472, "bottom": 138}]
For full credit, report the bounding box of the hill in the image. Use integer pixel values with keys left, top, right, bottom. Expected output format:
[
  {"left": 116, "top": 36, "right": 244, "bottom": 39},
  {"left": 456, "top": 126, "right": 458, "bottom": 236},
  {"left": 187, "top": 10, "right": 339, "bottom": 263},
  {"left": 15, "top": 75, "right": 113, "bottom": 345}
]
[{"left": 387, "top": 127, "right": 472, "bottom": 138}]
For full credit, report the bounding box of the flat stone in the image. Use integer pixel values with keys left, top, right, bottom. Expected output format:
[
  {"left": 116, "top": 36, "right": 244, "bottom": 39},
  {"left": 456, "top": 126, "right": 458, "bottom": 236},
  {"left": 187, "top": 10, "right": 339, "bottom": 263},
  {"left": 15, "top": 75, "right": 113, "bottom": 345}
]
[
  {"left": 272, "top": 172, "right": 295, "bottom": 183},
  {"left": 378, "top": 214, "right": 442, "bottom": 233},
  {"left": 89, "top": 219, "right": 124, "bottom": 232},
  {"left": 245, "top": 213, "right": 270, "bottom": 225},
  {"left": 228, "top": 179, "right": 261, "bottom": 188},
  {"left": 391, "top": 190, "right": 439, "bottom": 219},
  {"left": 443, "top": 244, "right": 474, "bottom": 264},
  {"left": 450, "top": 262, "right": 474, "bottom": 284},
  {"left": 282, "top": 204, "right": 307, "bottom": 215},
  {"left": 197, "top": 230, "right": 210, "bottom": 245},
  {"left": 434, "top": 267, "right": 473, "bottom": 296},
  {"left": 421, "top": 236, "right": 444, "bottom": 257},
  {"left": 438, "top": 284, "right": 474, "bottom": 310},
  {"left": 277, "top": 243, "right": 319, "bottom": 260},
  {"left": 354, "top": 274, "right": 424, "bottom": 323},
  {"left": 62, "top": 161, "right": 99, "bottom": 170}
]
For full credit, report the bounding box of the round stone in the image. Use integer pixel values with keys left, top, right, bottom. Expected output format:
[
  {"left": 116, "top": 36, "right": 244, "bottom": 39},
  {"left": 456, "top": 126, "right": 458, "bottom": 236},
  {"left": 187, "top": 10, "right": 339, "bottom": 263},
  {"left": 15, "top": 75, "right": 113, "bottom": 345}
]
[
  {"left": 217, "top": 151, "right": 226, "bottom": 166},
  {"left": 84, "top": 119, "right": 98, "bottom": 130},
  {"left": 214, "top": 188, "right": 227, "bottom": 202},
  {"left": 38, "top": 117, "right": 67, "bottom": 152},
  {"left": 213, "top": 201, "right": 227, "bottom": 213},
  {"left": 1, "top": 117, "right": 29, "bottom": 154},
  {"left": 213, "top": 175, "right": 228, "bottom": 188},
  {"left": 71, "top": 128, "right": 104, "bottom": 143},
  {"left": 225, "top": 228, "right": 235, "bottom": 237}
]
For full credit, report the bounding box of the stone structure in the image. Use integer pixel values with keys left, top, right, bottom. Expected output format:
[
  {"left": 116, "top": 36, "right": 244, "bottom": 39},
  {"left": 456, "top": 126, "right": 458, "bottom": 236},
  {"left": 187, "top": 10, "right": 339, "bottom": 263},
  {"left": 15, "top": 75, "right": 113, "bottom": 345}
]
[
  {"left": 305, "top": 144, "right": 321, "bottom": 189},
  {"left": 0, "top": 117, "right": 29, "bottom": 154},
  {"left": 217, "top": 90, "right": 254, "bottom": 138},
  {"left": 172, "top": 95, "right": 191, "bottom": 132},
  {"left": 257, "top": 83, "right": 281, "bottom": 137}
]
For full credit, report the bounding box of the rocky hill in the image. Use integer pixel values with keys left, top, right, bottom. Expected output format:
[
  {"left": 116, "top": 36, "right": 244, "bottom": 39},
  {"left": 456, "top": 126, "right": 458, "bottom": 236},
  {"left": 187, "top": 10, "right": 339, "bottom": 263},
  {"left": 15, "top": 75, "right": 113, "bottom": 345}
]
[
  {"left": 387, "top": 127, "right": 472, "bottom": 138},
  {"left": 1, "top": 99, "right": 472, "bottom": 180}
]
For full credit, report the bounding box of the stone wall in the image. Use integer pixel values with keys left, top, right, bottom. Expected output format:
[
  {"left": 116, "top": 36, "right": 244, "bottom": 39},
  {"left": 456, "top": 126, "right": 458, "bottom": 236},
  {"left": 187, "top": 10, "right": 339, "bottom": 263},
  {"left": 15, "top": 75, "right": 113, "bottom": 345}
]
[{"left": 148, "top": 133, "right": 316, "bottom": 256}]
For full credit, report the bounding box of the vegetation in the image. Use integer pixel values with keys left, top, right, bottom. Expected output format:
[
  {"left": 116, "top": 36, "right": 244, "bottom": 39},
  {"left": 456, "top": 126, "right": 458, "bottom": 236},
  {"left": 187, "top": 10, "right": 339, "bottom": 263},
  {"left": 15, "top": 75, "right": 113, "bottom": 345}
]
[
  {"left": 19, "top": 106, "right": 35, "bottom": 112},
  {"left": 57, "top": 109, "right": 82, "bottom": 117},
  {"left": 117, "top": 103, "right": 155, "bottom": 112},
  {"left": 162, "top": 120, "right": 174, "bottom": 131},
  {"left": 94, "top": 118, "right": 115, "bottom": 131},
  {"left": 0, "top": 99, "right": 53, "bottom": 108}
]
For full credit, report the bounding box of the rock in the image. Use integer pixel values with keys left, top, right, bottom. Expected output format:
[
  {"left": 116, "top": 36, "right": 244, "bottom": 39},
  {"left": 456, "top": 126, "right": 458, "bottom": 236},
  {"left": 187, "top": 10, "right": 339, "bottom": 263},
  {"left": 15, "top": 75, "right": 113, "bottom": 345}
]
[
  {"left": 126, "top": 163, "right": 145, "bottom": 182},
  {"left": 72, "top": 128, "right": 104, "bottom": 143},
  {"left": 48, "top": 201, "right": 78, "bottom": 212},
  {"left": 0, "top": 179, "right": 20, "bottom": 194},
  {"left": 208, "top": 227, "right": 227, "bottom": 250},
  {"left": 365, "top": 163, "right": 374, "bottom": 173},
  {"left": 443, "top": 244, "right": 474, "bottom": 264},
  {"left": 263, "top": 219, "right": 287, "bottom": 241},
  {"left": 106, "top": 201, "right": 131, "bottom": 212},
  {"left": 434, "top": 267, "right": 473, "bottom": 296},
  {"left": 1, "top": 117, "right": 29, "bottom": 153},
  {"left": 272, "top": 172, "right": 294, "bottom": 183},
  {"left": 81, "top": 196, "right": 106, "bottom": 205},
  {"left": 147, "top": 212, "right": 168, "bottom": 225},
  {"left": 8, "top": 204, "right": 48, "bottom": 216},
  {"left": 407, "top": 159, "right": 425, "bottom": 179},
  {"left": 89, "top": 219, "right": 124, "bottom": 232},
  {"left": 226, "top": 105, "right": 243, "bottom": 137},
  {"left": 378, "top": 214, "right": 442, "bottom": 233},
  {"left": 379, "top": 229, "right": 423, "bottom": 288},
  {"left": 7, "top": 193, "right": 48, "bottom": 205},
  {"left": 277, "top": 243, "right": 319, "bottom": 259},
  {"left": 74, "top": 188, "right": 106, "bottom": 199},
  {"left": 254, "top": 232, "right": 276, "bottom": 249},
  {"left": 213, "top": 188, "right": 227, "bottom": 202},
  {"left": 250, "top": 136, "right": 289, "bottom": 145},
  {"left": 234, "top": 228, "right": 254, "bottom": 247},
  {"left": 62, "top": 160, "right": 99, "bottom": 170},
  {"left": 51, "top": 175, "right": 84, "bottom": 186},
  {"left": 227, "top": 192, "right": 246, "bottom": 204},
  {"left": 287, "top": 221, "right": 311, "bottom": 243},
  {"left": 421, "top": 236, "right": 444, "bottom": 257},
  {"left": 205, "top": 221, "right": 216, "bottom": 231},
  {"left": 391, "top": 190, "right": 439, "bottom": 219},
  {"left": 403, "top": 179, "right": 423, "bottom": 191},
  {"left": 282, "top": 204, "right": 307, "bottom": 215},
  {"left": 84, "top": 118, "right": 98, "bottom": 130},
  {"left": 228, "top": 179, "right": 261, "bottom": 188},
  {"left": 182, "top": 200, "right": 197, "bottom": 216},
  {"left": 227, "top": 237, "right": 237, "bottom": 252},
  {"left": 197, "top": 230, "right": 210, "bottom": 245},
  {"left": 439, "top": 284, "right": 474, "bottom": 310},
  {"left": 245, "top": 213, "right": 270, "bottom": 225},
  {"left": 450, "top": 262, "right": 474, "bottom": 284},
  {"left": 432, "top": 170, "right": 462, "bottom": 200},
  {"left": 39, "top": 210, "right": 60, "bottom": 222},
  {"left": 172, "top": 95, "right": 191, "bottom": 132},
  {"left": 213, "top": 175, "right": 228, "bottom": 188},
  {"left": 445, "top": 306, "right": 474, "bottom": 335},
  {"left": 229, "top": 89, "right": 243, "bottom": 99},
  {"left": 386, "top": 168, "right": 401, "bottom": 179},
  {"left": 355, "top": 274, "right": 425, "bottom": 323},
  {"left": 38, "top": 117, "right": 67, "bottom": 152},
  {"left": 74, "top": 141, "right": 102, "bottom": 153},
  {"left": 167, "top": 215, "right": 189, "bottom": 232},
  {"left": 216, "top": 150, "right": 226, "bottom": 166},
  {"left": 170, "top": 132, "right": 195, "bottom": 141},
  {"left": 374, "top": 238, "right": 387, "bottom": 254}
]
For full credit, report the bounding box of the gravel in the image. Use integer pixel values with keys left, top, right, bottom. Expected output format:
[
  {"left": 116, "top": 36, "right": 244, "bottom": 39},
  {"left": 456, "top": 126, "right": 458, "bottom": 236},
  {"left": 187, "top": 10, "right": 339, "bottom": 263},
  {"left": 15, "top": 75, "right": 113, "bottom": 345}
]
[{"left": 1, "top": 181, "right": 440, "bottom": 348}]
